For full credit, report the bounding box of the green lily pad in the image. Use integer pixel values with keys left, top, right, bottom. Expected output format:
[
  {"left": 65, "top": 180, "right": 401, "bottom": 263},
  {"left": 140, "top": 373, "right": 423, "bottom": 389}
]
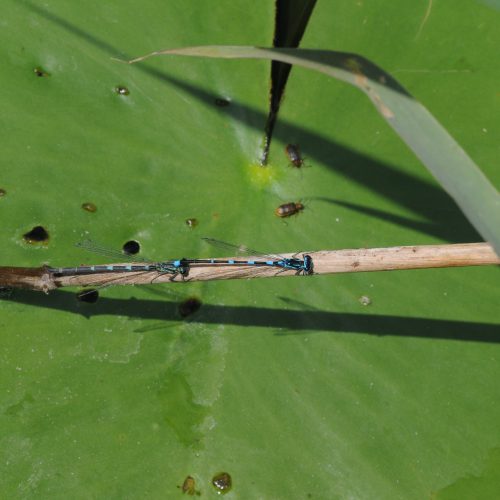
[{"left": 1, "top": 1, "right": 499, "bottom": 498}]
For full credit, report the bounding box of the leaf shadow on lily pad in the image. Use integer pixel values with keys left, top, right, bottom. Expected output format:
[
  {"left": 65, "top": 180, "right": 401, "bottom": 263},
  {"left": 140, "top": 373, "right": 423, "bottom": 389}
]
[{"left": 20, "top": 1, "right": 480, "bottom": 244}]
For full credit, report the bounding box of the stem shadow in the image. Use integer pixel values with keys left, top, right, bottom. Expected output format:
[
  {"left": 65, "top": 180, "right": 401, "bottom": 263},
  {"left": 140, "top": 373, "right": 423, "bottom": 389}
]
[{"left": 5, "top": 289, "right": 499, "bottom": 344}]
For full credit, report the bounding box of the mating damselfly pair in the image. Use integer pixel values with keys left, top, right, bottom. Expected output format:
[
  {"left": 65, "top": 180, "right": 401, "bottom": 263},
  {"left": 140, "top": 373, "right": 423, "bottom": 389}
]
[{"left": 48, "top": 238, "right": 314, "bottom": 280}]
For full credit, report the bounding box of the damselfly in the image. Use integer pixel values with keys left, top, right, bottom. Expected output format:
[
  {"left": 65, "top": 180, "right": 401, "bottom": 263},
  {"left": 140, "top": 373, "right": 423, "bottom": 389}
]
[{"left": 48, "top": 238, "right": 313, "bottom": 281}]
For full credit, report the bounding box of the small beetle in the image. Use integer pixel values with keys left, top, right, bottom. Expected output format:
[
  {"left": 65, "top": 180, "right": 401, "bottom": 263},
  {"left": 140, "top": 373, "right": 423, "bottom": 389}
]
[
  {"left": 275, "top": 201, "right": 305, "bottom": 218},
  {"left": 285, "top": 144, "right": 305, "bottom": 168}
]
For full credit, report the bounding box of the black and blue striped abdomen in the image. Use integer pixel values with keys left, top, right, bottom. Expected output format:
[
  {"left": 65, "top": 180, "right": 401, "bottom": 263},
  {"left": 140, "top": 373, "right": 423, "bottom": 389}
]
[{"left": 48, "top": 264, "right": 157, "bottom": 276}]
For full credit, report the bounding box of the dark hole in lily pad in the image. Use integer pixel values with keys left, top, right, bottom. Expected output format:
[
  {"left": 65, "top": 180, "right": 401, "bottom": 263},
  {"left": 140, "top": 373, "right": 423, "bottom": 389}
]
[
  {"left": 23, "top": 226, "right": 49, "bottom": 244},
  {"left": 178, "top": 297, "right": 202, "bottom": 318},
  {"left": 123, "top": 240, "right": 140, "bottom": 255}
]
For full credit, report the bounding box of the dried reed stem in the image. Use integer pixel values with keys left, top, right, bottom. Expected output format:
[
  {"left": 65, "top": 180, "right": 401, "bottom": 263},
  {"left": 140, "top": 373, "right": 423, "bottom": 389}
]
[{"left": 0, "top": 242, "right": 497, "bottom": 293}]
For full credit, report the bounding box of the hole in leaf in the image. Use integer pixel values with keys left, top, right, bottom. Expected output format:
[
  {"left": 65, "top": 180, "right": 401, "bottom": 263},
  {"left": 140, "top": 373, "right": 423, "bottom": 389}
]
[
  {"left": 123, "top": 240, "right": 140, "bottom": 255},
  {"left": 23, "top": 226, "right": 49, "bottom": 244},
  {"left": 178, "top": 297, "right": 202, "bottom": 318},
  {"left": 0, "top": 188, "right": 6, "bottom": 197}
]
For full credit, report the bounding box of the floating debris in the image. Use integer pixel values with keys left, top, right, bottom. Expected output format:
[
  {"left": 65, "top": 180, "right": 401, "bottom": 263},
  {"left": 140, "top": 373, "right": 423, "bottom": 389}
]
[
  {"left": 181, "top": 475, "right": 196, "bottom": 495},
  {"left": 115, "top": 86, "right": 130, "bottom": 96},
  {"left": 185, "top": 218, "right": 198, "bottom": 228},
  {"left": 33, "top": 67, "right": 49, "bottom": 77},
  {"left": 81, "top": 202, "right": 97, "bottom": 213},
  {"left": 212, "top": 472, "right": 232, "bottom": 494},
  {"left": 359, "top": 295, "right": 372, "bottom": 306}
]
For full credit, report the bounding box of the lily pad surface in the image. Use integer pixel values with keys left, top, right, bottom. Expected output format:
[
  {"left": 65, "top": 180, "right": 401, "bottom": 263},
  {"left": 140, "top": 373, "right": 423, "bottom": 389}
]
[{"left": 1, "top": 1, "right": 499, "bottom": 498}]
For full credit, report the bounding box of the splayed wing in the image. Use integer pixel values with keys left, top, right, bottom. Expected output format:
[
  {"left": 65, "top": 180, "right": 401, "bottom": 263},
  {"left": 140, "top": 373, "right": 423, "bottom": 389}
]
[
  {"left": 201, "top": 237, "right": 282, "bottom": 260},
  {"left": 76, "top": 239, "right": 150, "bottom": 263}
]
